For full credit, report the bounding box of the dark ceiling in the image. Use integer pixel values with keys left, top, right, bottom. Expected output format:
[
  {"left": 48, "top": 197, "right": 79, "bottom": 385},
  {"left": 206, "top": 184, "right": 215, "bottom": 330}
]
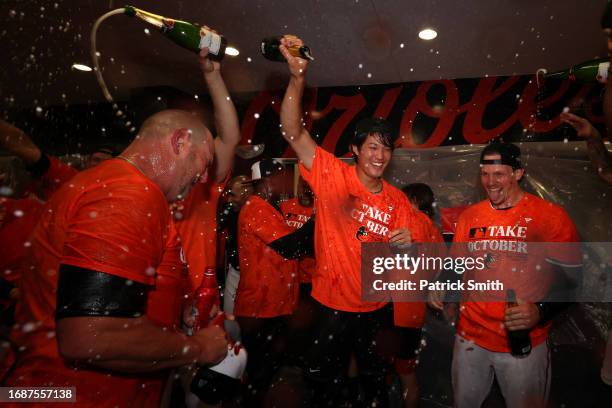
[{"left": 0, "top": 0, "right": 608, "bottom": 108}]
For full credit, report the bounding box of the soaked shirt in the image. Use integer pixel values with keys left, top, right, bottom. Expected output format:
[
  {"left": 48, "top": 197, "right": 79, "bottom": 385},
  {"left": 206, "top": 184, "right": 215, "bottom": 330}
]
[
  {"left": 453, "top": 193, "right": 580, "bottom": 352},
  {"left": 235, "top": 196, "right": 299, "bottom": 318},
  {"left": 280, "top": 197, "right": 315, "bottom": 283},
  {"left": 7, "top": 159, "right": 183, "bottom": 407},
  {"left": 299, "top": 146, "right": 432, "bottom": 313}
]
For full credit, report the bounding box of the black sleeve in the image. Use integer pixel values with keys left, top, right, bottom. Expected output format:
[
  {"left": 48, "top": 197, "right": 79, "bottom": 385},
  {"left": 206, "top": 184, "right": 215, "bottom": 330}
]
[
  {"left": 268, "top": 217, "right": 315, "bottom": 260},
  {"left": 55, "top": 264, "right": 150, "bottom": 320},
  {"left": 24, "top": 153, "right": 51, "bottom": 178},
  {"left": 535, "top": 264, "right": 581, "bottom": 324}
]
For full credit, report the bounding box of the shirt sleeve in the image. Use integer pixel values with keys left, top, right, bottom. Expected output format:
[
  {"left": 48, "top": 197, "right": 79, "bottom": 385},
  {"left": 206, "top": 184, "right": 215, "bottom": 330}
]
[
  {"left": 544, "top": 206, "right": 582, "bottom": 267},
  {"left": 298, "top": 146, "right": 346, "bottom": 198},
  {"left": 241, "top": 199, "right": 294, "bottom": 245},
  {"left": 60, "top": 180, "right": 169, "bottom": 285}
]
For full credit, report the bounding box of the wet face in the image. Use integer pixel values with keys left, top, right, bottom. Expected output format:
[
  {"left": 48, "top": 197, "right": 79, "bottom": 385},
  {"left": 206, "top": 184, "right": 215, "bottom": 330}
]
[
  {"left": 170, "top": 127, "right": 214, "bottom": 202},
  {"left": 480, "top": 154, "right": 524, "bottom": 208},
  {"left": 351, "top": 133, "right": 392, "bottom": 180},
  {"left": 228, "top": 178, "right": 253, "bottom": 207},
  {"left": 86, "top": 151, "right": 113, "bottom": 168}
]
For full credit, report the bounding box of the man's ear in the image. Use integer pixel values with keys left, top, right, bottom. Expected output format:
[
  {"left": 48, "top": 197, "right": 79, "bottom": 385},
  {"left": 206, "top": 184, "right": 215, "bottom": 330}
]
[
  {"left": 514, "top": 168, "right": 525, "bottom": 181},
  {"left": 170, "top": 128, "right": 191, "bottom": 155},
  {"left": 350, "top": 144, "right": 359, "bottom": 158}
]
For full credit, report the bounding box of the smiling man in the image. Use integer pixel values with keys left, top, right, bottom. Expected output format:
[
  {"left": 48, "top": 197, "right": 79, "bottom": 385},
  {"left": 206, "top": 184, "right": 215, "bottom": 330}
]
[
  {"left": 441, "top": 142, "right": 581, "bottom": 408},
  {"left": 278, "top": 35, "right": 436, "bottom": 407}
]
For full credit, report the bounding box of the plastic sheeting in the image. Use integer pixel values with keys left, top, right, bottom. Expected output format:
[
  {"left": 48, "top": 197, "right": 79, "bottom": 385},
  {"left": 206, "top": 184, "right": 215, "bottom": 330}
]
[{"left": 385, "top": 141, "right": 612, "bottom": 242}]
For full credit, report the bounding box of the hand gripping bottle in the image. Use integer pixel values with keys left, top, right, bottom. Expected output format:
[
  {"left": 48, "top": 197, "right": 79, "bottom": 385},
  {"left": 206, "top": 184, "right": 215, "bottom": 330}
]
[
  {"left": 190, "top": 268, "right": 247, "bottom": 404},
  {"left": 506, "top": 289, "right": 532, "bottom": 357}
]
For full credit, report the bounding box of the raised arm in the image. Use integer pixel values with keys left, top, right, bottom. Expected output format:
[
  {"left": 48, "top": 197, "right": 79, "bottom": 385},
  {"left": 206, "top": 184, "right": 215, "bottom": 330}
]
[
  {"left": 279, "top": 36, "right": 316, "bottom": 170},
  {"left": 560, "top": 112, "right": 612, "bottom": 185},
  {"left": 0, "top": 119, "right": 42, "bottom": 165},
  {"left": 199, "top": 48, "right": 241, "bottom": 182}
]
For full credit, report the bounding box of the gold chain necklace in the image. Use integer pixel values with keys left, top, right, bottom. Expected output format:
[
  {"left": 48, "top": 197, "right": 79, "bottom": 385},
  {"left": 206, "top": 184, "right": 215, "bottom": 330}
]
[{"left": 117, "top": 155, "right": 144, "bottom": 175}]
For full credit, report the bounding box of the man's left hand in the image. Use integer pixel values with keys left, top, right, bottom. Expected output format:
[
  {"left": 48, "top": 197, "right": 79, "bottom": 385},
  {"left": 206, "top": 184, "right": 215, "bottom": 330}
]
[{"left": 388, "top": 228, "right": 412, "bottom": 246}]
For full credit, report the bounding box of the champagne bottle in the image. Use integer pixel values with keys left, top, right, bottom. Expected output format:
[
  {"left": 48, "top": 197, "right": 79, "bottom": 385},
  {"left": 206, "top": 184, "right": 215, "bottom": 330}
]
[
  {"left": 190, "top": 305, "right": 247, "bottom": 404},
  {"left": 261, "top": 36, "right": 314, "bottom": 62},
  {"left": 540, "top": 57, "right": 609, "bottom": 83},
  {"left": 506, "top": 289, "right": 532, "bottom": 357},
  {"left": 124, "top": 5, "right": 227, "bottom": 60},
  {"left": 191, "top": 267, "right": 220, "bottom": 332}
]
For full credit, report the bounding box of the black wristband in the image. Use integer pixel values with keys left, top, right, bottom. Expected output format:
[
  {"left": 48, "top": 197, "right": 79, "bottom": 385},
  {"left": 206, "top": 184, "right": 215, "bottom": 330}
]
[{"left": 25, "top": 153, "right": 51, "bottom": 178}]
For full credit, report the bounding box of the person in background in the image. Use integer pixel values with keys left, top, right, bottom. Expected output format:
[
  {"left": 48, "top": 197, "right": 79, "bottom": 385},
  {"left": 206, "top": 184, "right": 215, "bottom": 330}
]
[
  {"left": 560, "top": 112, "right": 612, "bottom": 185},
  {"left": 397, "top": 182, "right": 444, "bottom": 408},
  {"left": 235, "top": 159, "right": 312, "bottom": 407},
  {"left": 217, "top": 174, "right": 253, "bottom": 342},
  {"left": 280, "top": 175, "right": 315, "bottom": 288},
  {"left": 4, "top": 109, "right": 228, "bottom": 407},
  {"left": 403, "top": 183, "right": 435, "bottom": 220},
  {"left": 0, "top": 119, "right": 116, "bottom": 199}
]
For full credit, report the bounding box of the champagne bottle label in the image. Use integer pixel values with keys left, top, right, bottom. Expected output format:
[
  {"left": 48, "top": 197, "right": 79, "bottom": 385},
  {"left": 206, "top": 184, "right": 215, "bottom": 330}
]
[
  {"left": 199, "top": 29, "right": 222, "bottom": 55},
  {"left": 596, "top": 61, "right": 610, "bottom": 83}
]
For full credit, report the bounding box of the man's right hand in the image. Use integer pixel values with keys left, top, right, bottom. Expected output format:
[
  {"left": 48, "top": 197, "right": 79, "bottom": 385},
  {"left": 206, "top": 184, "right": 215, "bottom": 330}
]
[
  {"left": 192, "top": 324, "right": 229, "bottom": 365},
  {"left": 560, "top": 112, "right": 601, "bottom": 140},
  {"left": 279, "top": 35, "right": 309, "bottom": 79}
]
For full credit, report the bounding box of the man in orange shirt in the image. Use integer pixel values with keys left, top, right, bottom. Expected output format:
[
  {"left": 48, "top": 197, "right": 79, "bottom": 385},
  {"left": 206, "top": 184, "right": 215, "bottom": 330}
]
[
  {"left": 278, "top": 36, "right": 435, "bottom": 407},
  {"left": 431, "top": 142, "right": 581, "bottom": 408},
  {"left": 280, "top": 176, "right": 315, "bottom": 285},
  {"left": 5, "top": 109, "right": 229, "bottom": 407},
  {"left": 235, "top": 159, "right": 313, "bottom": 406}
]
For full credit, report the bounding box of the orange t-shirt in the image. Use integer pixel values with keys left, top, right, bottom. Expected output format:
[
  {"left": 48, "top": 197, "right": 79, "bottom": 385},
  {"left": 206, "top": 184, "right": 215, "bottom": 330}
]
[
  {"left": 235, "top": 196, "right": 299, "bottom": 318},
  {"left": 393, "top": 218, "right": 445, "bottom": 328},
  {"left": 173, "top": 180, "right": 225, "bottom": 292},
  {"left": 280, "top": 197, "right": 315, "bottom": 283},
  {"left": 453, "top": 192, "right": 580, "bottom": 352},
  {"left": 7, "top": 159, "right": 183, "bottom": 407},
  {"left": 299, "top": 146, "right": 433, "bottom": 313}
]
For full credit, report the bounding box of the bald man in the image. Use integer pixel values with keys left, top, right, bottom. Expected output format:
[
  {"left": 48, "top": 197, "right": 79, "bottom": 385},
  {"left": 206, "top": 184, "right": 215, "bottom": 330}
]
[{"left": 6, "top": 109, "right": 228, "bottom": 407}]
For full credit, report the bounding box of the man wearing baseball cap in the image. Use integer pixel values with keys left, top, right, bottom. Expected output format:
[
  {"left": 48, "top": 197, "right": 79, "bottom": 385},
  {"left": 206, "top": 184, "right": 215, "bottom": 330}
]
[
  {"left": 431, "top": 142, "right": 581, "bottom": 408},
  {"left": 235, "top": 158, "right": 314, "bottom": 406}
]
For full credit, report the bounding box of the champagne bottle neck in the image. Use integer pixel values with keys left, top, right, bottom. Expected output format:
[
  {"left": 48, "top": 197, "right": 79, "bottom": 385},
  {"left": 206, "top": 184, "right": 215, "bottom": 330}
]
[{"left": 124, "top": 5, "right": 166, "bottom": 28}]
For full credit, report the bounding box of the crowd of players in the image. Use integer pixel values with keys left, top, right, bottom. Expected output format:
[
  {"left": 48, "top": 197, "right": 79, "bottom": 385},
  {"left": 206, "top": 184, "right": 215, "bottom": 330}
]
[{"left": 0, "top": 10, "right": 611, "bottom": 408}]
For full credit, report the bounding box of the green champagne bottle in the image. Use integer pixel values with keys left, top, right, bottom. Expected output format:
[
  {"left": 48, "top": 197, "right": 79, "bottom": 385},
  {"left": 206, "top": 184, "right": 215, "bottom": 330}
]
[
  {"left": 124, "top": 5, "right": 227, "bottom": 60},
  {"left": 261, "top": 36, "right": 314, "bottom": 62},
  {"left": 541, "top": 57, "right": 609, "bottom": 83}
]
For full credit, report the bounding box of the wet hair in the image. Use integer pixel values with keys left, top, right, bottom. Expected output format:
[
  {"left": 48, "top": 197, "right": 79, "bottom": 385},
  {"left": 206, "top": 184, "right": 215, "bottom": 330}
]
[
  {"left": 602, "top": 1, "right": 612, "bottom": 29},
  {"left": 480, "top": 142, "right": 522, "bottom": 170},
  {"left": 351, "top": 117, "right": 397, "bottom": 151},
  {"left": 402, "top": 183, "right": 435, "bottom": 220}
]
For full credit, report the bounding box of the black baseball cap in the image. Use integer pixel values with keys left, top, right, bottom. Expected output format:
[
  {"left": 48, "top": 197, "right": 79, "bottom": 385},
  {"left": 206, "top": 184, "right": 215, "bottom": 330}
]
[{"left": 480, "top": 142, "right": 522, "bottom": 170}]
